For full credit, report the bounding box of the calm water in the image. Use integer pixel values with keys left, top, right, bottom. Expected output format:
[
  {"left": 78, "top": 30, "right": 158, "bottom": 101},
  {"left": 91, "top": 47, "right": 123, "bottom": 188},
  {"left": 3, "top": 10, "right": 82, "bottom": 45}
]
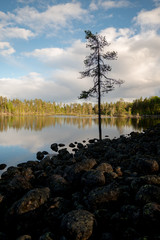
[{"left": 0, "top": 115, "right": 160, "bottom": 173}]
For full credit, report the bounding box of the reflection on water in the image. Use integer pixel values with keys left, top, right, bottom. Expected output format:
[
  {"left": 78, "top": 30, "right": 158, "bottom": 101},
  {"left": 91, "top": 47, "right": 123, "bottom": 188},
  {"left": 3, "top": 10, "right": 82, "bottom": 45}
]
[
  {"left": 0, "top": 115, "right": 160, "bottom": 132},
  {"left": 0, "top": 115, "right": 160, "bottom": 170}
]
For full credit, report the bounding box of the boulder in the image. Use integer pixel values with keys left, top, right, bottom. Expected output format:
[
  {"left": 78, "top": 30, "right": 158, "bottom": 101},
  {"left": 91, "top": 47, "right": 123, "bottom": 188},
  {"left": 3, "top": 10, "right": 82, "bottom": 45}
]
[
  {"left": 0, "top": 164, "right": 7, "bottom": 170},
  {"left": 136, "top": 185, "right": 160, "bottom": 204},
  {"left": 16, "top": 235, "right": 32, "bottom": 240},
  {"left": 36, "top": 152, "right": 44, "bottom": 160},
  {"left": 8, "top": 187, "right": 50, "bottom": 216},
  {"left": 81, "top": 170, "right": 105, "bottom": 189},
  {"left": 50, "top": 143, "right": 58, "bottom": 152},
  {"left": 87, "top": 183, "right": 122, "bottom": 210},
  {"left": 48, "top": 174, "right": 71, "bottom": 196},
  {"left": 96, "top": 163, "right": 113, "bottom": 173},
  {"left": 61, "top": 210, "right": 95, "bottom": 240}
]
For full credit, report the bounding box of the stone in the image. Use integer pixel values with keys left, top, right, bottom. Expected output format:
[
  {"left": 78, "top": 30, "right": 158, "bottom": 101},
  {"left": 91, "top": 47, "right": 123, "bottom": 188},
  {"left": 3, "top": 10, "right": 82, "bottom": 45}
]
[
  {"left": 0, "top": 164, "right": 7, "bottom": 170},
  {"left": 50, "top": 143, "right": 58, "bottom": 152},
  {"left": 77, "top": 143, "right": 83, "bottom": 149},
  {"left": 59, "top": 143, "right": 65, "bottom": 147},
  {"left": 81, "top": 170, "right": 105, "bottom": 189},
  {"left": 39, "top": 232, "right": 55, "bottom": 240},
  {"left": 69, "top": 143, "right": 75, "bottom": 148},
  {"left": 143, "top": 202, "right": 160, "bottom": 227},
  {"left": 87, "top": 183, "right": 122, "bottom": 210},
  {"left": 8, "top": 187, "right": 50, "bottom": 215},
  {"left": 136, "top": 158, "right": 159, "bottom": 174},
  {"left": 36, "top": 151, "right": 44, "bottom": 160},
  {"left": 48, "top": 174, "right": 71, "bottom": 196},
  {"left": 16, "top": 235, "right": 32, "bottom": 240},
  {"left": 136, "top": 185, "right": 160, "bottom": 204},
  {"left": 61, "top": 210, "right": 95, "bottom": 240},
  {"left": 65, "top": 159, "right": 97, "bottom": 183},
  {"left": 96, "top": 163, "right": 113, "bottom": 173}
]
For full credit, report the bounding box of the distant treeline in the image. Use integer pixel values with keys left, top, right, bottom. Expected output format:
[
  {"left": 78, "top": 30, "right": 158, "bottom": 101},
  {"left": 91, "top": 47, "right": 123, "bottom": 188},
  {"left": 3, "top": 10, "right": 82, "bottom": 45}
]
[{"left": 0, "top": 96, "right": 160, "bottom": 116}]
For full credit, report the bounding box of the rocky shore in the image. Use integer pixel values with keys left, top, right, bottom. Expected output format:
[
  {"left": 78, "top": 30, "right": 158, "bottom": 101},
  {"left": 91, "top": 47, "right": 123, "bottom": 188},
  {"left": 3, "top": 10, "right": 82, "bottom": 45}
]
[{"left": 1, "top": 124, "right": 160, "bottom": 239}]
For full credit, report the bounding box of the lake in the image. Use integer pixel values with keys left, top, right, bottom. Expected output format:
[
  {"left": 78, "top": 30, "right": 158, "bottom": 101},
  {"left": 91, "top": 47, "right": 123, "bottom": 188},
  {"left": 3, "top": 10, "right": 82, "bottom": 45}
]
[{"left": 0, "top": 115, "right": 160, "bottom": 173}]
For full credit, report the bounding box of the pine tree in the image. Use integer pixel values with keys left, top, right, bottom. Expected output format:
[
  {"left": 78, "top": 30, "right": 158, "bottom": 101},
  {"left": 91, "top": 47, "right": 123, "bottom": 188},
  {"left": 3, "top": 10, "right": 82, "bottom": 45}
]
[{"left": 79, "top": 30, "right": 124, "bottom": 140}]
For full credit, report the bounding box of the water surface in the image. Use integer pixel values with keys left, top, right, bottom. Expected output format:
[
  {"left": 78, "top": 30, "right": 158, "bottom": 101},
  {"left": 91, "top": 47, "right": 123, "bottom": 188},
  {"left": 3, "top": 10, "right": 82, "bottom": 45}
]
[{"left": 0, "top": 115, "right": 160, "bottom": 172}]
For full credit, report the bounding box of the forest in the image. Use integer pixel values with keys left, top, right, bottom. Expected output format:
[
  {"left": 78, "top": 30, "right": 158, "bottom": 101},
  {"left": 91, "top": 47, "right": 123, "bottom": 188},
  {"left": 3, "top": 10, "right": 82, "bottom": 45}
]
[{"left": 0, "top": 96, "right": 160, "bottom": 116}]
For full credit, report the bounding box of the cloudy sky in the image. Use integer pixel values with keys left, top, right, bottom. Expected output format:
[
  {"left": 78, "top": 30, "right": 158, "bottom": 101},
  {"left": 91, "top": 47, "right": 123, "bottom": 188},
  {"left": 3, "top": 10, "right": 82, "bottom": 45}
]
[{"left": 0, "top": 0, "right": 160, "bottom": 103}]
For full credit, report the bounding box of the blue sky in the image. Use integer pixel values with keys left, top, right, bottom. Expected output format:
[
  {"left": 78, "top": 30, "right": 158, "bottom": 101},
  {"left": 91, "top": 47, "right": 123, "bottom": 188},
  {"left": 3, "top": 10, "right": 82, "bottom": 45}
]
[{"left": 0, "top": 0, "right": 160, "bottom": 103}]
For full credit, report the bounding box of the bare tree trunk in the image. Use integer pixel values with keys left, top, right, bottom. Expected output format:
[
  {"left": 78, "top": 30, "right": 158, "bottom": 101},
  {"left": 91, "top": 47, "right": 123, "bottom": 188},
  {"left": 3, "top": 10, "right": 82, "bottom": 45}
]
[{"left": 98, "top": 48, "right": 102, "bottom": 140}]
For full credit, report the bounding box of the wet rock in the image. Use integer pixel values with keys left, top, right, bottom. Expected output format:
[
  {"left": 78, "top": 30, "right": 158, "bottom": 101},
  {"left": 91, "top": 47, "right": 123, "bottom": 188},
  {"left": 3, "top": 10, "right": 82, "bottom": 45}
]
[
  {"left": 61, "top": 210, "right": 95, "bottom": 240},
  {"left": 48, "top": 174, "right": 71, "bottom": 196},
  {"left": 39, "top": 232, "right": 55, "bottom": 240},
  {"left": 81, "top": 170, "right": 105, "bottom": 190},
  {"left": 136, "top": 185, "right": 160, "bottom": 204},
  {"left": 45, "top": 197, "right": 71, "bottom": 228},
  {"left": 36, "top": 151, "right": 44, "bottom": 160},
  {"left": 65, "top": 158, "right": 97, "bottom": 183},
  {"left": 16, "top": 235, "right": 32, "bottom": 240},
  {"left": 77, "top": 143, "right": 83, "bottom": 149},
  {"left": 87, "top": 183, "right": 122, "bottom": 210},
  {"left": 42, "top": 151, "right": 49, "bottom": 155},
  {"left": 1, "top": 166, "right": 20, "bottom": 180},
  {"left": 143, "top": 202, "right": 160, "bottom": 228},
  {"left": 69, "top": 143, "right": 75, "bottom": 148},
  {"left": 59, "top": 143, "right": 65, "bottom": 147},
  {"left": 135, "top": 158, "right": 159, "bottom": 174},
  {"left": 8, "top": 187, "right": 50, "bottom": 215},
  {"left": 96, "top": 163, "right": 113, "bottom": 173},
  {"left": 131, "top": 175, "right": 160, "bottom": 191},
  {"left": 0, "top": 164, "right": 7, "bottom": 170},
  {"left": 50, "top": 143, "right": 58, "bottom": 152}
]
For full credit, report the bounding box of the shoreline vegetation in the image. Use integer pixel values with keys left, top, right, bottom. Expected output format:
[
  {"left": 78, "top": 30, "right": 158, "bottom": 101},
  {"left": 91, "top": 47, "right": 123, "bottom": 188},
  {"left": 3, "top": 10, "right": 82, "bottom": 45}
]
[
  {"left": 1, "top": 124, "right": 160, "bottom": 239},
  {"left": 0, "top": 96, "right": 160, "bottom": 117}
]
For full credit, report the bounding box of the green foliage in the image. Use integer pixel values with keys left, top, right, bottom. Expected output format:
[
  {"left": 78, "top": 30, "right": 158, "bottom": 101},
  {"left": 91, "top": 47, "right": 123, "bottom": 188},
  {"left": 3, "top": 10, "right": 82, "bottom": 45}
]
[{"left": 0, "top": 96, "right": 160, "bottom": 116}]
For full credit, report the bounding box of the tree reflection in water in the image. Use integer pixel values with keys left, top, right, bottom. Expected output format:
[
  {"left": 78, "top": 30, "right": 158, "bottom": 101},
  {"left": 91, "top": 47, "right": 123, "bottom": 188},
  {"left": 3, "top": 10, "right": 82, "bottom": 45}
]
[{"left": 0, "top": 115, "right": 160, "bottom": 133}]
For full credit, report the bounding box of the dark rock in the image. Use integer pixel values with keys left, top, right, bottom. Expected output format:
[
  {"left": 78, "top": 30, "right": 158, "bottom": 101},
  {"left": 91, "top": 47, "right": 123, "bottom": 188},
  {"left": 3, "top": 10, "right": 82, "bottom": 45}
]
[
  {"left": 48, "top": 174, "right": 71, "bottom": 196},
  {"left": 36, "top": 151, "right": 44, "bottom": 160},
  {"left": 77, "top": 143, "right": 83, "bottom": 149},
  {"left": 136, "top": 185, "right": 160, "bottom": 204},
  {"left": 39, "top": 232, "right": 55, "bottom": 240},
  {"left": 81, "top": 170, "right": 105, "bottom": 189},
  {"left": 59, "top": 143, "right": 65, "bottom": 147},
  {"left": 136, "top": 158, "right": 159, "bottom": 174},
  {"left": 50, "top": 143, "right": 58, "bottom": 152},
  {"left": 8, "top": 187, "right": 50, "bottom": 215},
  {"left": 143, "top": 202, "right": 160, "bottom": 228},
  {"left": 16, "top": 235, "right": 32, "bottom": 240},
  {"left": 87, "top": 183, "right": 122, "bottom": 210},
  {"left": 0, "top": 164, "right": 7, "bottom": 170},
  {"left": 61, "top": 210, "right": 96, "bottom": 240},
  {"left": 45, "top": 197, "right": 71, "bottom": 228},
  {"left": 65, "top": 158, "right": 97, "bottom": 183},
  {"left": 1, "top": 166, "right": 20, "bottom": 180},
  {"left": 69, "top": 143, "right": 75, "bottom": 148},
  {"left": 96, "top": 163, "right": 113, "bottom": 173},
  {"left": 42, "top": 151, "right": 49, "bottom": 155}
]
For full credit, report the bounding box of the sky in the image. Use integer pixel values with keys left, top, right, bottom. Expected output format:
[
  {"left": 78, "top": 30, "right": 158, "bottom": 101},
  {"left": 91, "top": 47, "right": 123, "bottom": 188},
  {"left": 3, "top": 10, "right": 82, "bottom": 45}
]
[{"left": 0, "top": 0, "right": 160, "bottom": 103}]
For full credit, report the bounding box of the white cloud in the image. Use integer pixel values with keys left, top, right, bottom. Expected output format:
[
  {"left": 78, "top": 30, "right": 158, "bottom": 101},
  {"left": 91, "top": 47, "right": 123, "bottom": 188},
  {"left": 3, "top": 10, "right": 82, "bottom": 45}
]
[
  {"left": 0, "top": 27, "right": 35, "bottom": 40},
  {"left": 134, "top": 7, "right": 160, "bottom": 30},
  {"left": 24, "top": 40, "right": 87, "bottom": 69},
  {"left": 99, "top": 27, "right": 160, "bottom": 100},
  {"left": 90, "top": 0, "right": 131, "bottom": 10},
  {"left": 0, "top": 42, "right": 15, "bottom": 56},
  {"left": 100, "top": 0, "right": 131, "bottom": 9},
  {"left": 0, "top": 2, "right": 89, "bottom": 35}
]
